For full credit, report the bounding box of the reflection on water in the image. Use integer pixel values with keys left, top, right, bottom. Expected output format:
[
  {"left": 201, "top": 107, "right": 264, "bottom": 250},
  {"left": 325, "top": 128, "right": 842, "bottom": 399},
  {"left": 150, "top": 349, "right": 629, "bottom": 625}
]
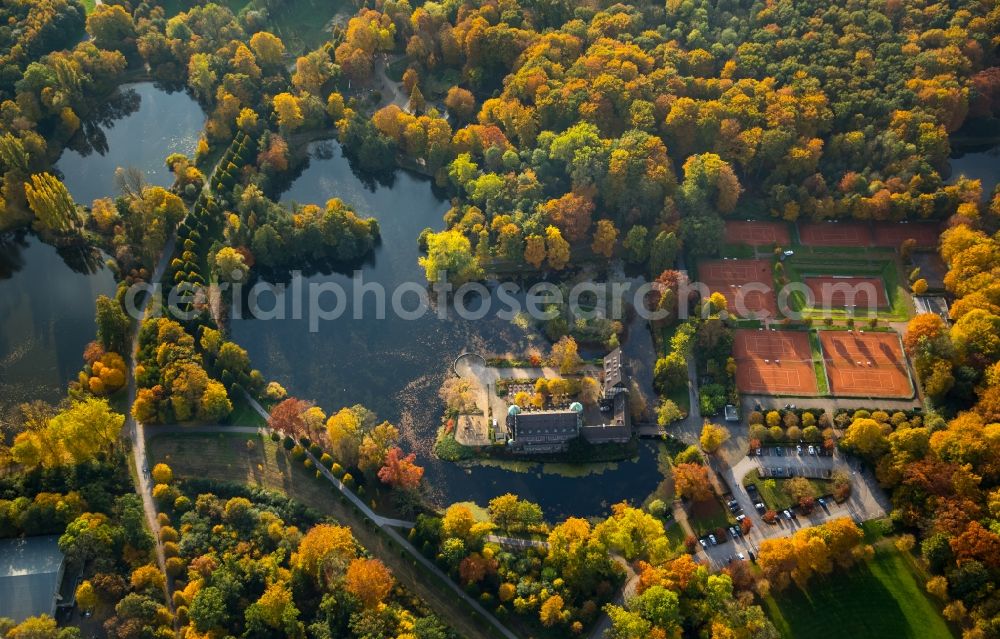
[
  {"left": 2, "top": 82, "right": 203, "bottom": 424},
  {"left": 230, "top": 141, "right": 663, "bottom": 518},
  {"left": 56, "top": 82, "right": 205, "bottom": 205},
  {"left": 948, "top": 145, "right": 1000, "bottom": 199},
  {"left": 0, "top": 233, "right": 115, "bottom": 419}
]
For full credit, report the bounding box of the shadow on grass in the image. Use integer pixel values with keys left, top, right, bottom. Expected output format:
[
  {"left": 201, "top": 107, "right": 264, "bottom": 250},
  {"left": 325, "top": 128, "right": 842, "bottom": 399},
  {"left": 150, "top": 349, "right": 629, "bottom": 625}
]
[{"left": 768, "top": 551, "right": 951, "bottom": 639}]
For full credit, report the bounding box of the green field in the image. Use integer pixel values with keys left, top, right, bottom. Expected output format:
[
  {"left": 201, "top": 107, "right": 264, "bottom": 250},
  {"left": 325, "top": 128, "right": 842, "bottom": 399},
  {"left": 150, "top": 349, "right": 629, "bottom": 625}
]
[
  {"left": 147, "top": 432, "right": 338, "bottom": 511},
  {"left": 255, "top": 0, "right": 346, "bottom": 53},
  {"left": 764, "top": 546, "right": 954, "bottom": 639},
  {"left": 743, "top": 469, "right": 832, "bottom": 510}
]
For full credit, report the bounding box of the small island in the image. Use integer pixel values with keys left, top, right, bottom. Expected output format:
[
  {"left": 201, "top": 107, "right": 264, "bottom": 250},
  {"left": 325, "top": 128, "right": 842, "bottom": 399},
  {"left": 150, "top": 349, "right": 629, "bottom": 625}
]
[{"left": 437, "top": 339, "right": 645, "bottom": 464}]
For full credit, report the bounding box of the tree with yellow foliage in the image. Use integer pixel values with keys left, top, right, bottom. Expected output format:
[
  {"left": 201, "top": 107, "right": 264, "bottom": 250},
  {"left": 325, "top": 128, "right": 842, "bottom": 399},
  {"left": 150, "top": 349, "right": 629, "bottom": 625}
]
[
  {"left": 591, "top": 219, "right": 618, "bottom": 258},
  {"left": 540, "top": 594, "right": 565, "bottom": 626},
  {"left": 294, "top": 524, "right": 356, "bottom": 584},
  {"left": 273, "top": 93, "right": 304, "bottom": 132},
  {"left": 524, "top": 234, "right": 546, "bottom": 267},
  {"left": 545, "top": 225, "right": 571, "bottom": 270},
  {"left": 699, "top": 422, "right": 730, "bottom": 454}
]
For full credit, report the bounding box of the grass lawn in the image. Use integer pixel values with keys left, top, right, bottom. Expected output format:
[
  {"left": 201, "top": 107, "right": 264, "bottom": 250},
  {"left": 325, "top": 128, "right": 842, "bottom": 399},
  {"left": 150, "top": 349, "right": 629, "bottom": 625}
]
[
  {"left": 664, "top": 520, "right": 687, "bottom": 551},
  {"left": 258, "top": 0, "right": 346, "bottom": 53},
  {"left": 764, "top": 546, "right": 954, "bottom": 639},
  {"left": 686, "top": 496, "right": 734, "bottom": 536},
  {"left": 228, "top": 394, "right": 267, "bottom": 428},
  {"left": 808, "top": 332, "right": 830, "bottom": 394},
  {"left": 743, "top": 469, "right": 832, "bottom": 511},
  {"left": 147, "top": 432, "right": 339, "bottom": 512}
]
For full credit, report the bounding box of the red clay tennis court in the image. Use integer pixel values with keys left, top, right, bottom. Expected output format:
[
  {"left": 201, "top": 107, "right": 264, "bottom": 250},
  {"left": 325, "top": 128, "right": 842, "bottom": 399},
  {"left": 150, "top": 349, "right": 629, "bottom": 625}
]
[
  {"left": 819, "top": 330, "right": 913, "bottom": 398},
  {"left": 733, "top": 329, "right": 818, "bottom": 395},
  {"left": 872, "top": 222, "right": 940, "bottom": 249},
  {"left": 724, "top": 220, "right": 791, "bottom": 246},
  {"left": 699, "top": 259, "right": 777, "bottom": 318},
  {"left": 804, "top": 275, "right": 888, "bottom": 310},
  {"left": 798, "top": 221, "right": 874, "bottom": 247}
]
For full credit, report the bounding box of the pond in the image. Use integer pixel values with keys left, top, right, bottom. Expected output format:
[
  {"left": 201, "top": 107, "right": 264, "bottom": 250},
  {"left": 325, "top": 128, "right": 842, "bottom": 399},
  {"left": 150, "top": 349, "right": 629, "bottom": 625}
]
[
  {"left": 1, "top": 82, "right": 203, "bottom": 423},
  {"left": 0, "top": 232, "right": 115, "bottom": 418},
  {"left": 56, "top": 82, "right": 205, "bottom": 205},
  {"left": 229, "top": 141, "right": 664, "bottom": 519},
  {"left": 948, "top": 144, "right": 1000, "bottom": 200}
]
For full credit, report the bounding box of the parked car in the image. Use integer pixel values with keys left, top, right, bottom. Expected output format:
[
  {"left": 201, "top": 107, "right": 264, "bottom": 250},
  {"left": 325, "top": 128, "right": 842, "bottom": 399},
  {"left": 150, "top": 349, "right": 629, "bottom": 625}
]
[
  {"left": 783, "top": 509, "right": 793, "bottom": 520},
  {"left": 736, "top": 513, "right": 746, "bottom": 522},
  {"left": 808, "top": 445, "right": 816, "bottom": 455},
  {"left": 756, "top": 447, "right": 762, "bottom": 456},
  {"left": 796, "top": 444, "right": 802, "bottom": 455},
  {"left": 708, "top": 534, "right": 718, "bottom": 545},
  {"left": 699, "top": 538, "right": 708, "bottom": 548},
  {"left": 818, "top": 497, "right": 826, "bottom": 506},
  {"left": 754, "top": 502, "right": 766, "bottom": 513},
  {"left": 737, "top": 552, "right": 746, "bottom": 561},
  {"left": 729, "top": 526, "right": 740, "bottom": 538}
]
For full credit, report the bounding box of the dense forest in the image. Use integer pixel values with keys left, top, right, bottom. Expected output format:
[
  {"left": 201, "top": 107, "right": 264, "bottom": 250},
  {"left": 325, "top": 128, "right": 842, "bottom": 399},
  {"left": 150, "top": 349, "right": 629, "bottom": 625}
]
[{"left": 0, "top": 0, "right": 999, "bottom": 638}]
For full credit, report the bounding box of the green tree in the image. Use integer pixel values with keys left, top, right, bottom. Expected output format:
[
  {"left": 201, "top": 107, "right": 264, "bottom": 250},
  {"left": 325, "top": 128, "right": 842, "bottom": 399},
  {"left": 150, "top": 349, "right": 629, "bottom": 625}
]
[
  {"left": 419, "top": 230, "right": 483, "bottom": 286},
  {"left": 25, "top": 173, "right": 80, "bottom": 234},
  {"left": 95, "top": 295, "right": 129, "bottom": 354}
]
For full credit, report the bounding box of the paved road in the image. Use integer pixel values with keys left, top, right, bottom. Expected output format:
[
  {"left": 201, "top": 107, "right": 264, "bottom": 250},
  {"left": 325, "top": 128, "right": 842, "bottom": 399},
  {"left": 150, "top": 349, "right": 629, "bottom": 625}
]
[{"left": 374, "top": 54, "right": 409, "bottom": 110}]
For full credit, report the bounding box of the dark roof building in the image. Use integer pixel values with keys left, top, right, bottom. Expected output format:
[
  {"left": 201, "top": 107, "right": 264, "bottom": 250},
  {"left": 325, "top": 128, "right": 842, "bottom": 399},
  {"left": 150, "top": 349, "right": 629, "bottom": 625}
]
[
  {"left": 584, "top": 392, "right": 631, "bottom": 444},
  {"left": 0, "top": 536, "right": 66, "bottom": 623},
  {"left": 507, "top": 407, "right": 582, "bottom": 454},
  {"left": 603, "top": 348, "right": 627, "bottom": 396}
]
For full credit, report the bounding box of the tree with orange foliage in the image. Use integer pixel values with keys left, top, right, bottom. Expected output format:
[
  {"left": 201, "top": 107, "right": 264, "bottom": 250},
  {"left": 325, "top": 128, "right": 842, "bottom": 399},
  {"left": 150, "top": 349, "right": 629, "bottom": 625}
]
[
  {"left": 345, "top": 558, "right": 394, "bottom": 608},
  {"left": 445, "top": 86, "right": 476, "bottom": 122},
  {"left": 458, "top": 552, "right": 492, "bottom": 585},
  {"left": 672, "top": 463, "right": 713, "bottom": 502},
  {"left": 268, "top": 398, "right": 312, "bottom": 437},
  {"left": 904, "top": 313, "right": 949, "bottom": 355},
  {"left": 950, "top": 521, "right": 1000, "bottom": 571},
  {"left": 542, "top": 192, "right": 594, "bottom": 242},
  {"left": 377, "top": 447, "right": 424, "bottom": 491}
]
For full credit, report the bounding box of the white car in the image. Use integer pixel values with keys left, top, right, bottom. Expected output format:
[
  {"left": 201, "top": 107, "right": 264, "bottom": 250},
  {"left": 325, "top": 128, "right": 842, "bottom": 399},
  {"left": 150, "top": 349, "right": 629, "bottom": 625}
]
[
  {"left": 808, "top": 445, "right": 816, "bottom": 455},
  {"left": 737, "top": 552, "right": 746, "bottom": 561},
  {"left": 796, "top": 445, "right": 802, "bottom": 455}
]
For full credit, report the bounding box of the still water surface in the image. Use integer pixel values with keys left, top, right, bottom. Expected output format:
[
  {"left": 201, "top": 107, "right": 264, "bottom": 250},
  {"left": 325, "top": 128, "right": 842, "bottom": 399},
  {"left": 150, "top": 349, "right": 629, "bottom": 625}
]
[{"left": 230, "top": 141, "right": 664, "bottom": 518}]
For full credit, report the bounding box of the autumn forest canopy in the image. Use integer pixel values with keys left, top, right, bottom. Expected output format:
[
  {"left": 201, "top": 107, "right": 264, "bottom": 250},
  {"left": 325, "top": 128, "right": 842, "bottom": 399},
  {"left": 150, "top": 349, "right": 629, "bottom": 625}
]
[{"left": 0, "top": 0, "right": 999, "bottom": 638}]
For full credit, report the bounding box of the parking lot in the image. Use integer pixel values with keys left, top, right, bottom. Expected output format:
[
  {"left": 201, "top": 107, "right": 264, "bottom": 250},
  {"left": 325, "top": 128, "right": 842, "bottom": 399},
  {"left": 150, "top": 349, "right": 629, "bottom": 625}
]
[{"left": 696, "top": 446, "right": 890, "bottom": 570}]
